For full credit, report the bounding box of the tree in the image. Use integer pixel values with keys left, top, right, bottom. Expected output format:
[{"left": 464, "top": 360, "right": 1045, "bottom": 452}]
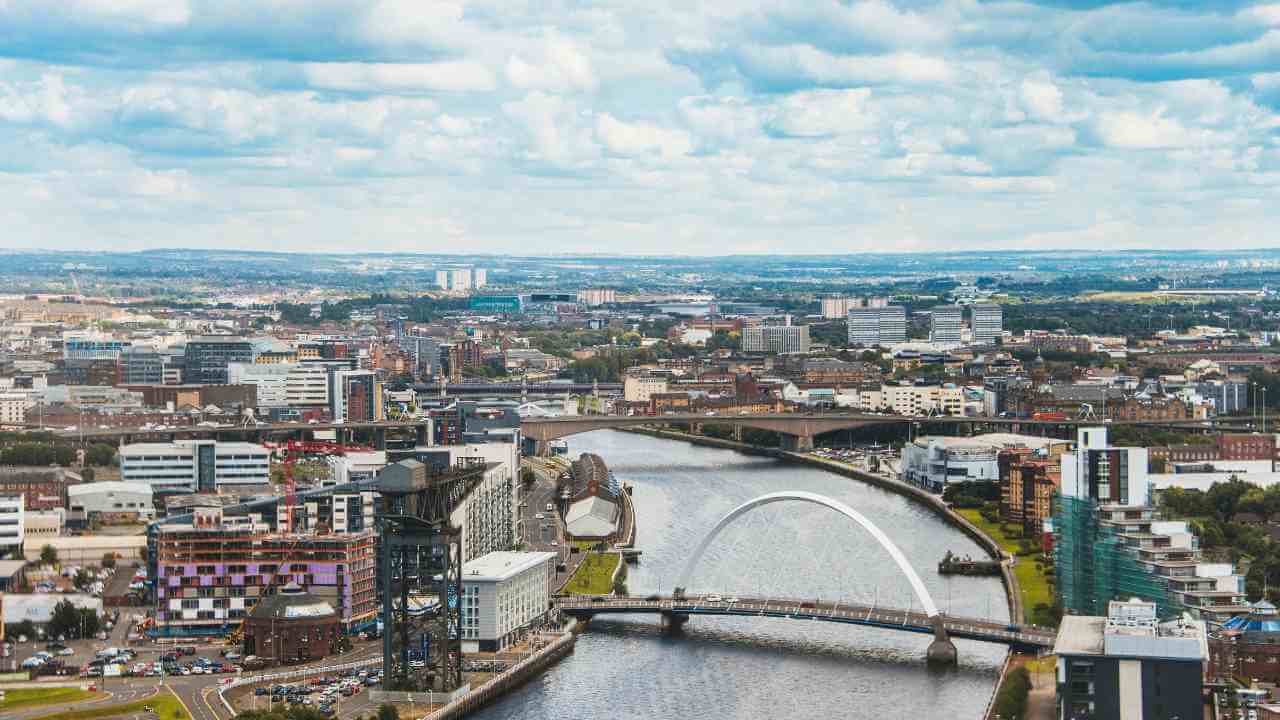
[
  {"left": 101, "top": 553, "right": 116, "bottom": 569},
  {"left": 40, "top": 544, "right": 58, "bottom": 566},
  {"left": 377, "top": 704, "right": 399, "bottom": 720},
  {"left": 48, "top": 599, "right": 95, "bottom": 640}
]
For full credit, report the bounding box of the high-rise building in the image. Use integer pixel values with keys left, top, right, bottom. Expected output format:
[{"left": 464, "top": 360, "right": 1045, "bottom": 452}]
[
  {"left": 183, "top": 337, "right": 255, "bottom": 384},
  {"left": 119, "top": 347, "right": 165, "bottom": 385},
  {"left": 742, "top": 323, "right": 810, "bottom": 354},
  {"left": 867, "top": 296, "right": 890, "bottom": 308},
  {"left": 820, "top": 296, "right": 861, "bottom": 319},
  {"left": 435, "top": 270, "right": 450, "bottom": 289},
  {"left": 577, "top": 289, "right": 617, "bottom": 306},
  {"left": 930, "top": 305, "right": 963, "bottom": 344},
  {"left": 436, "top": 268, "right": 487, "bottom": 291},
  {"left": 969, "top": 303, "right": 1003, "bottom": 345},
  {"left": 473, "top": 269, "right": 487, "bottom": 288},
  {"left": 847, "top": 306, "right": 907, "bottom": 347},
  {"left": 330, "top": 370, "right": 382, "bottom": 423}
]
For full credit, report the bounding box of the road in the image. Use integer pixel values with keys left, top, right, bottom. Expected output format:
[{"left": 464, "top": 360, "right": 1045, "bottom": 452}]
[{"left": 519, "top": 457, "right": 587, "bottom": 590}]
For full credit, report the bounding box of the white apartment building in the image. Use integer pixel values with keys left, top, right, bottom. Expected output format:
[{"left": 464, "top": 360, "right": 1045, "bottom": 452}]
[
  {"left": 901, "top": 433, "right": 1062, "bottom": 492},
  {"left": 742, "top": 323, "right": 811, "bottom": 354},
  {"left": 286, "top": 364, "right": 330, "bottom": 407},
  {"left": 0, "top": 392, "right": 31, "bottom": 424},
  {"left": 460, "top": 551, "right": 556, "bottom": 652},
  {"left": 577, "top": 289, "right": 617, "bottom": 306},
  {"left": 449, "top": 456, "right": 518, "bottom": 563},
  {"left": 930, "top": 305, "right": 964, "bottom": 344},
  {"left": 119, "top": 440, "right": 271, "bottom": 493},
  {"left": 1060, "top": 427, "right": 1151, "bottom": 507},
  {"left": 228, "top": 362, "right": 291, "bottom": 408},
  {"left": 848, "top": 306, "right": 907, "bottom": 347},
  {"left": 820, "top": 296, "right": 861, "bottom": 319},
  {"left": 623, "top": 373, "right": 668, "bottom": 403},
  {"left": 0, "top": 495, "right": 23, "bottom": 553},
  {"left": 969, "top": 304, "right": 1003, "bottom": 345},
  {"left": 848, "top": 383, "right": 965, "bottom": 416}
]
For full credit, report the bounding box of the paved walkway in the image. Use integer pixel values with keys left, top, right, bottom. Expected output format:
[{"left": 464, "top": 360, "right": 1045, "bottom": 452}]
[{"left": 1025, "top": 669, "right": 1056, "bottom": 720}]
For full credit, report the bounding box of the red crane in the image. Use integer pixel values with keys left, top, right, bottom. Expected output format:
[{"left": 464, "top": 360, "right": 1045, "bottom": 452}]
[{"left": 262, "top": 439, "right": 373, "bottom": 532}]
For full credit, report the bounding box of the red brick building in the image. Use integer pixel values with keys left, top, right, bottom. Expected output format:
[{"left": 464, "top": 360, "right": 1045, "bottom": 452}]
[{"left": 0, "top": 467, "right": 81, "bottom": 510}]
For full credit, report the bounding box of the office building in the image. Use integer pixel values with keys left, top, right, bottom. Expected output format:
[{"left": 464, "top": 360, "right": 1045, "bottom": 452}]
[
  {"left": 1054, "top": 598, "right": 1206, "bottom": 720},
  {"left": 741, "top": 322, "right": 810, "bottom": 354},
  {"left": 286, "top": 363, "right": 329, "bottom": 407},
  {"left": 153, "top": 509, "right": 377, "bottom": 635},
  {"left": 228, "top": 362, "right": 291, "bottom": 409},
  {"left": 847, "top": 305, "right": 907, "bottom": 347},
  {"left": 398, "top": 334, "right": 442, "bottom": 374},
  {"left": 64, "top": 339, "right": 126, "bottom": 361},
  {"left": 969, "top": 303, "right": 1003, "bottom": 345},
  {"left": 330, "top": 370, "right": 382, "bottom": 423},
  {"left": 0, "top": 495, "right": 23, "bottom": 553},
  {"left": 183, "top": 337, "right": 255, "bottom": 385},
  {"left": 930, "top": 305, "right": 963, "bottom": 344},
  {"left": 460, "top": 551, "right": 556, "bottom": 652},
  {"left": 0, "top": 392, "right": 30, "bottom": 424},
  {"left": 820, "top": 296, "right": 861, "bottom": 320},
  {"left": 119, "top": 440, "right": 271, "bottom": 493},
  {"left": 1061, "top": 427, "right": 1150, "bottom": 507},
  {"left": 119, "top": 347, "right": 166, "bottom": 385}
]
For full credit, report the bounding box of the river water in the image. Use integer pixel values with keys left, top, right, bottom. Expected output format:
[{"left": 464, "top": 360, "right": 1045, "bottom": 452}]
[{"left": 472, "top": 430, "right": 1008, "bottom": 720}]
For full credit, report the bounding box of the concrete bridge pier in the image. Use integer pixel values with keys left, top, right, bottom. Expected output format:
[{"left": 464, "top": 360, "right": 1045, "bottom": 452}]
[
  {"left": 660, "top": 611, "right": 689, "bottom": 632},
  {"left": 780, "top": 433, "right": 815, "bottom": 452},
  {"left": 926, "top": 616, "right": 957, "bottom": 665},
  {"left": 533, "top": 438, "right": 551, "bottom": 457}
]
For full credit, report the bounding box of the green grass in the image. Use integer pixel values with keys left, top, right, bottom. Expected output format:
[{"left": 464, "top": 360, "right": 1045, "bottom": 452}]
[
  {"left": 25, "top": 687, "right": 188, "bottom": 720},
  {"left": 562, "top": 552, "right": 620, "bottom": 595},
  {"left": 957, "top": 509, "right": 1054, "bottom": 626},
  {"left": 0, "top": 688, "right": 100, "bottom": 712}
]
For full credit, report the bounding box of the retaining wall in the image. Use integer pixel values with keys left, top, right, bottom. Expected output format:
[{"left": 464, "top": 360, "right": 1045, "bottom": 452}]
[{"left": 422, "top": 630, "right": 577, "bottom": 720}]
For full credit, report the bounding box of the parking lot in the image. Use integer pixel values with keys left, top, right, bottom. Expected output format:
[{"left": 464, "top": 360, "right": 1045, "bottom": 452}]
[{"left": 234, "top": 668, "right": 383, "bottom": 717}]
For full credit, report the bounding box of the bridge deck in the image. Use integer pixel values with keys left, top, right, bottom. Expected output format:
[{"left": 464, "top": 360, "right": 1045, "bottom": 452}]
[{"left": 555, "top": 594, "right": 1056, "bottom": 650}]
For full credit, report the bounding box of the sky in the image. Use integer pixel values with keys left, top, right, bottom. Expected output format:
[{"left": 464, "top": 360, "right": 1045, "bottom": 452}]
[{"left": 1, "top": 1, "right": 1279, "bottom": 256}]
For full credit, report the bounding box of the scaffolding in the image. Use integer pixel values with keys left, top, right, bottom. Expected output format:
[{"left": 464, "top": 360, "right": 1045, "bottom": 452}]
[{"left": 1054, "top": 496, "right": 1178, "bottom": 618}]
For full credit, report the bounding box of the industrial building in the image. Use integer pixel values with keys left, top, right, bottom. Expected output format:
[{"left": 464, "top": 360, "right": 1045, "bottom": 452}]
[
  {"left": 119, "top": 440, "right": 271, "bottom": 493},
  {"left": 460, "top": 551, "right": 556, "bottom": 652},
  {"left": 66, "top": 481, "right": 155, "bottom": 526},
  {"left": 183, "top": 337, "right": 255, "bottom": 384},
  {"left": 900, "top": 434, "right": 1062, "bottom": 492}
]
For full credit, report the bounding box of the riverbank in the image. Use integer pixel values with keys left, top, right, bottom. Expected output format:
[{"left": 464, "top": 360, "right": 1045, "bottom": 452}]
[
  {"left": 423, "top": 627, "right": 578, "bottom": 720},
  {"left": 618, "top": 426, "right": 1024, "bottom": 622}
]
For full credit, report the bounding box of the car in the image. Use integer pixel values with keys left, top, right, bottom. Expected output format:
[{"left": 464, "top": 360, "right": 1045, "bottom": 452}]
[
  {"left": 21, "top": 657, "right": 45, "bottom": 669},
  {"left": 726, "top": 597, "right": 740, "bottom": 604},
  {"left": 58, "top": 647, "right": 74, "bottom": 656},
  {"left": 644, "top": 594, "right": 660, "bottom": 601},
  {"left": 535, "top": 513, "right": 544, "bottom": 520},
  {"left": 545, "top": 503, "right": 554, "bottom": 512},
  {"left": 705, "top": 594, "right": 723, "bottom": 602},
  {"left": 550, "top": 540, "right": 558, "bottom": 546}
]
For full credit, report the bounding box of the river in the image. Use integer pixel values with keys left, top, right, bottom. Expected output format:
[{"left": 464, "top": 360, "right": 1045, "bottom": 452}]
[{"left": 472, "top": 430, "right": 1009, "bottom": 720}]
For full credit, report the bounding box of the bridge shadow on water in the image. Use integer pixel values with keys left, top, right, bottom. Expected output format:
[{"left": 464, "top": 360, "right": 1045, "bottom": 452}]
[
  {"left": 582, "top": 616, "right": 993, "bottom": 678},
  {"left": 606, "top": 458, "right": 786, "bottom": 474}
]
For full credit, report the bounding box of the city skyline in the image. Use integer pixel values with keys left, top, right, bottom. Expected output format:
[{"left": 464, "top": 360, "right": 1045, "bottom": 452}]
[{"left": 1, "top": 1, "right": 1278, "bottom": 255}]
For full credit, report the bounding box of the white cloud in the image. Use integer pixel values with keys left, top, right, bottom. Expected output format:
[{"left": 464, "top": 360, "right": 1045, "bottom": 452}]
[
  {"left": 301, "top": 62, "right": 496, "bottom": 93},
  {"left": 739, "top": 45, "right": 953, "bottom": 87},
  {"left": 506, "top": 36, "right": 597, "bottom": 92},
  {"left": 595, "top": 113, "right": 692, "bottom": 159},
  {"left": 1094, "top": 111, "right": 1202, "bottom": 149},
  {"left": 765, "top": 88, "right": 874, "bottom": 138},
  {"left": 1019, "top": 77, "right": 1063, "bottom": 121}
]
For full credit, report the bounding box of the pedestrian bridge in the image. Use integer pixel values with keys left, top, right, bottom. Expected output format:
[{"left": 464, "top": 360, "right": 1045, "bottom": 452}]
[{"left": 554, "top": 594, "right": 1056, "bottom": 653}]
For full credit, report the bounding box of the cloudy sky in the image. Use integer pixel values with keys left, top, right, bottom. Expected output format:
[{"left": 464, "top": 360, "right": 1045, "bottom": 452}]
[{"left": 1, "top": 1, "right": 1279, "bottom": 255}]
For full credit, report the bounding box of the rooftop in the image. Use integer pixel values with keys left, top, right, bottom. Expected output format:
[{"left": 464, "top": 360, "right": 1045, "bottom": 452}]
[{"left": 462, "top": 551, "right": 557, "bottom": 583}]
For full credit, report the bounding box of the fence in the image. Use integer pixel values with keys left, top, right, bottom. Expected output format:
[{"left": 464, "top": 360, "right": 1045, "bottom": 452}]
[{"left": 217, "top": 656, "right": 382, "bottom": 714}]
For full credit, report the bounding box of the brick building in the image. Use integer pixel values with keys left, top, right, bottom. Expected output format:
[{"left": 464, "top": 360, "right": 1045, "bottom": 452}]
[
  {"left": 998, "top": 449, "right": 1061, "bottom": 535},
  {"left": 241, "top": 583, "right": 342, "bottom": 666},
  {"left": 0, "top": 467, "right": 82, "bottom": 510}
]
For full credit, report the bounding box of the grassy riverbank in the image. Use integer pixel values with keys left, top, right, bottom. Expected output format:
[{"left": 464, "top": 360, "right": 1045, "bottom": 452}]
[
  {"left": 25, "top": 687, "right": 187, "bottom": 720},
  {"left": 957, "top": 509, "right": 1056, "bottom": 626},
  {"left": 562, "top": 552, "right": 620, "bottom": 595},
  {"left": 0, "top": 688, "right": 100, "bottom": 712}
]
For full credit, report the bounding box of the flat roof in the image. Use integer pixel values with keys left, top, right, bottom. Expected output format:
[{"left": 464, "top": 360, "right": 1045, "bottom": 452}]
[
  {"left": 1054, "top": 616, "right": 1107, "bottom": 656},
  {"left": 68, "top": 481, "right": 154, "bottom": 497},
  {"left": 0, "top": 559, "right": 27, "bottom": 577},
  {"left": 462, "top": 551, "right": 556, "bottom": 583}
]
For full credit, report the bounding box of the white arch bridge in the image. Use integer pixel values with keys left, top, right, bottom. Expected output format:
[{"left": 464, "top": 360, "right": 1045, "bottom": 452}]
[{"left": 554, "top": 492, "right": 1056, "bottom": 661}]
